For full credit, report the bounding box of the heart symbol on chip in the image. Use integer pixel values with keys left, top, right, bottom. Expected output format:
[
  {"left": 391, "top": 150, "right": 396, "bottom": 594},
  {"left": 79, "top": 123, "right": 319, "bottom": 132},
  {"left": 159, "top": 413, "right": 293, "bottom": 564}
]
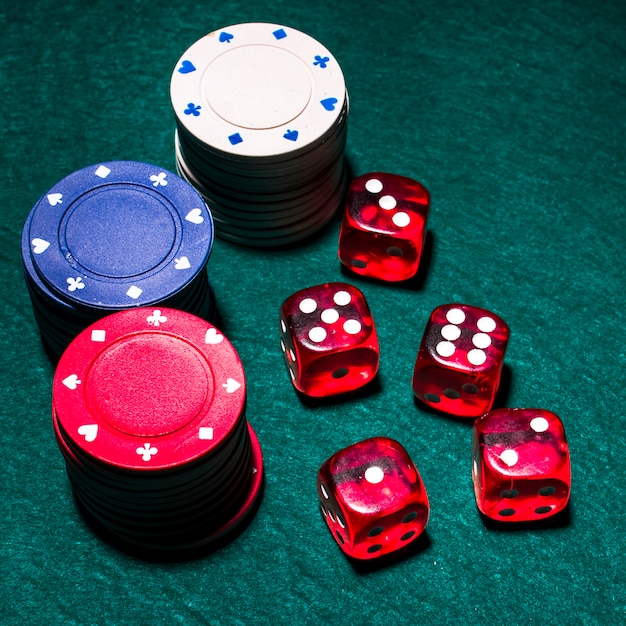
[
  {"left": 320, "top": 98, "right": 338, "bottom": 111},
  {"left": 205, "top": 328, "right": 224, "bottom": 344},
  {"left": 219, "top": 31, "right": 234, "bottom": 43},
  {"left": 224, "top": 378, "right": 241, "bottom": 393},
  {"left": 31, "top": 238, "right": 50, "bottom": 254},
  {"left": 174, "top": 256, "right": 191, "bottom": 270},
  {"left": 185, "top": 208, "right": 204, "bottom": 224},
  {"left": 62, "top": 374, "right": 81, "bottom": 389},
  {"left": 178, "top": 60, "right": 196, "bottom": 74},
  {"left": 47, "top": 193, "right": 63, "bottom": 206},
  {"left": 78, "top": 424, "right": 98, "bottom": 442}
]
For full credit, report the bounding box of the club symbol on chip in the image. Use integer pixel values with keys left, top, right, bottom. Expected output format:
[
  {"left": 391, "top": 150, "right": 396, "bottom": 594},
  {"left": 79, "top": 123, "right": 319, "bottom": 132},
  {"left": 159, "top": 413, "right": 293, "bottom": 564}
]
[
  {"left": 136, "top": 443, "right": 158, "bottom": 461},
  {"left": 313, "top": 55, "right": 330, "bottom": 68},
  {"left": 146, "top": 310, "right": 167, "bottom": 327},
  {"left": 67, "top": 277, "right": 85, "bottom": 292},
  {"left": 150, "top": 172, "right": 168, "bottom": 187},
  {"left": 184, "top": 103, "right": 201, "bottom": 116}
]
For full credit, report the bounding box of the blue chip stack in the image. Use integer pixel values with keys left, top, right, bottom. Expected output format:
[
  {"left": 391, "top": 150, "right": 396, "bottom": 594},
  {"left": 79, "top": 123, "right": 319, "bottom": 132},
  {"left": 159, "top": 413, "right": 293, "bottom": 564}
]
[{"left": 21, "top": 161, "right": 216, "bottom": 358}]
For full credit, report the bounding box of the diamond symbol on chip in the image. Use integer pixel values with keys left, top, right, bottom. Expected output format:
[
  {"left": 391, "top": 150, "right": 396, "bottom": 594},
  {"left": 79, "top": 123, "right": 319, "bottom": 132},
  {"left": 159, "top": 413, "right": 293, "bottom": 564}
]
[
  {"left": 126, "top": 285, "right": 143, "bottom": 299},
  {"left": 198, "top": 427, "right": 214, "bottom": 440},
  {"left": 95, "top": 165, "right": 111, "bottom": 178},
  {"left": 228, "top": 133, "right": 243, "bottom": 145},
  {"left": 91, "top": 329, "right": 106, "bottom": 342}
]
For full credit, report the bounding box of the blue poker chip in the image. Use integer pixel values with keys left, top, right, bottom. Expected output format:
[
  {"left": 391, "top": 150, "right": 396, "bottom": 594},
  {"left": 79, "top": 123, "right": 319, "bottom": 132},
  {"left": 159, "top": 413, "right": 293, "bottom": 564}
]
[{"left": 26, "top": 161, "right": 214, "bottom": 310}]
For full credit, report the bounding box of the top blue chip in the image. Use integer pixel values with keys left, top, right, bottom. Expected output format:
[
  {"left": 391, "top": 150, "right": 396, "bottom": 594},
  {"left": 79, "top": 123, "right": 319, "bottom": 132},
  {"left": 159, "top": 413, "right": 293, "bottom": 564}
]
[{"left": 26, "top": 161, "right": 214, "bottom": 309}]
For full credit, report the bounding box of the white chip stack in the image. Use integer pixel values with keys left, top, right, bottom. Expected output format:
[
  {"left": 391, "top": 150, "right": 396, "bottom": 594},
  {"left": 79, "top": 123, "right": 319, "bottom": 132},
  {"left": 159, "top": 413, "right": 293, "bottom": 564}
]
[{"left": 170, "top": 22, "right": 349, "bottom": 247}]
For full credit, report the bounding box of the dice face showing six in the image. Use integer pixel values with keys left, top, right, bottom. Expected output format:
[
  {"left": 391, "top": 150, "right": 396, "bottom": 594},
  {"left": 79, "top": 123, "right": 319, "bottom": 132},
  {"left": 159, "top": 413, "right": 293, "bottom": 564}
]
[
  {"left": 338, "top": 173, "right": 430, "bottom": 282},
  {"left": 412, "top": 304, "right": 509, "bottom": 418},
  {"left": 279, "top": 282, "right": 379, "bottom": 397},
  {"left": 472, "top": 408, "right": 570, "bottom": 522},
  {"left": 317, "top": 437, "right": 429, "bottom": 560}
]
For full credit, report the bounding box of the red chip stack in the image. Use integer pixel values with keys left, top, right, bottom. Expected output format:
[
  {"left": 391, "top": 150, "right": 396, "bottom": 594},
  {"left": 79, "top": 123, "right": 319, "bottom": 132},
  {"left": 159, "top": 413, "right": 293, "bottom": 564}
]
[{"left": 52, "top": 307, "right": 263, "bottom": 555}]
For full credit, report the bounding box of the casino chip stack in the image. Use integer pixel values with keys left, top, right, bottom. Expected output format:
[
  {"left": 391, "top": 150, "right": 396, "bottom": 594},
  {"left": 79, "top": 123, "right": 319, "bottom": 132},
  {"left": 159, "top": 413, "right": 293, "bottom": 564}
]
[
  {"left": 21, "top": 161, "right": 216, "bottom": 358},
  {"left": 52, "top": 307, "right": 263, "bottom": 555},
  {"left": 170, "top": 22, "right": 349, "bottom": 247}
]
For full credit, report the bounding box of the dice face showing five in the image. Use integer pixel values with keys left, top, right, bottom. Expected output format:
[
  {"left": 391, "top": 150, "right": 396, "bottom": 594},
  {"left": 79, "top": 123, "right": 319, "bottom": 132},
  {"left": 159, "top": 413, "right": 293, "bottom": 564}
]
[
  {"left": 317, "top": 437, "right": 429, "bottom": 560},
  {"left": 412, "top": 304, "right": 509, "bottom": 418},
  {"left": 279, "top": 282, "right": 379, "bottom": 397},
  {"left": 472, "top": 408, "right": 571, "bottom": 522},
  {"left": 338, "top": 173, "right": 430, "bottom": 282}
]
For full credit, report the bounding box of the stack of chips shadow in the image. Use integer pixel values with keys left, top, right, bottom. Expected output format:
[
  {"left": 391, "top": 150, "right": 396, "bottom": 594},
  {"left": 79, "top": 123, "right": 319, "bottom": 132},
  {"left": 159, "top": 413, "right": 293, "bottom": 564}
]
[
  {"left": 170, "top": 22, "right": 349, "bottom": 247},
  {"left": 52, "top": 308, "right": 264, "bottom": 556},
  {"left": 21, "top": 161, "right": 216, "bottom": 359}
]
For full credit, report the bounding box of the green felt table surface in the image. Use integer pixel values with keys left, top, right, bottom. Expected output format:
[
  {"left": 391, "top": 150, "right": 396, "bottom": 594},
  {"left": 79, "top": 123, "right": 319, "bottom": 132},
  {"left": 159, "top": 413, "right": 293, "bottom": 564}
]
[{"left": 1, "top": 0, "right": 625, "bottom": 624}]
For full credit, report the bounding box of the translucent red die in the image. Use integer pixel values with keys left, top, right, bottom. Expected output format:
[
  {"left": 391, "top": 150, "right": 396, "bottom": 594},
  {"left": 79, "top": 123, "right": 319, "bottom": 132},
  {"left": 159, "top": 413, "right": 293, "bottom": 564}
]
[
  {"left": 317, "top": 437, "right": 429, "bottom": 560},
  {"left": 279, "top": 282, "right": 379, "bottom": 397},
  {"left": 338, "top": 172, "right": 430, "bottom": 282},
  {"left": 412, "top": 303, "right": 509, "bottom": 418},
  {"left": 472, "top": 408, "right": 571, "bottom": 522}
]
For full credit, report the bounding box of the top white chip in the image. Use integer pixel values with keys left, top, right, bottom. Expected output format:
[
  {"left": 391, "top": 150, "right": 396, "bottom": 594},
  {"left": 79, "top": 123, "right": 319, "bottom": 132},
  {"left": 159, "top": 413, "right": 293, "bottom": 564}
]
[{"left": 170, "top": 23, "right": 346, "bottom": 158}]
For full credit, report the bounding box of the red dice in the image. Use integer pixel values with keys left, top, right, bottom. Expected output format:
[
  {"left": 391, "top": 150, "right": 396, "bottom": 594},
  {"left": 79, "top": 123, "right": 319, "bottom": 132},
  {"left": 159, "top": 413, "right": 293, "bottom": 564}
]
[
  {"left": 472, "top": 408, "right": 571, "bottom": 522},
  {"left": 338, "top": 172, "right": 430, "bottom": 282},
  {"left": 412, "top": 304, "right": 509, "bottom": 418},
  {"left": 317, "top": 437, "right": 430, "bottom": 560},
  {"left": 279, "top": 282, "right": 379, "bottom": 397}
]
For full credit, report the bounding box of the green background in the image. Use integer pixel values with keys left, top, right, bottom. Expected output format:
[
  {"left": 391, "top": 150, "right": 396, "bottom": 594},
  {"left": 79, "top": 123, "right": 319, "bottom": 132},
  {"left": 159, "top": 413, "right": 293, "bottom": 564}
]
[{"left": 2, "top": 0, "right": 624, "bottom": 624}]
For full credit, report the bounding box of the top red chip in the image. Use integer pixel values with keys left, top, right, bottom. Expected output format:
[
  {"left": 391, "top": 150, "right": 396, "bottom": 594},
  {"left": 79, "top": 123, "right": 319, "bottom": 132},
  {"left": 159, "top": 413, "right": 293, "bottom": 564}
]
[{"left": 53, "top": 307, "right": 246, "bottom": 470}]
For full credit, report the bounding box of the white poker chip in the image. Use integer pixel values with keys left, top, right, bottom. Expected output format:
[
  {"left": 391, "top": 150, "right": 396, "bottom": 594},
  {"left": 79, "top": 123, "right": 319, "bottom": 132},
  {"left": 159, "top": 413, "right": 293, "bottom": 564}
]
[
  {"left": 170, "top": 23, "right": 346, "bottom": 158},
  {"left": 170, "top": 23, "right": 349, "bottom": 247}
]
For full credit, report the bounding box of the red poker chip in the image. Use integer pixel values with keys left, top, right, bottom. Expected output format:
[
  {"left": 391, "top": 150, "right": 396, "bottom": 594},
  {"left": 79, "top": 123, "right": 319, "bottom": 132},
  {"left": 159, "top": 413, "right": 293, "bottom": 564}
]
[
  {"left": 51, "top": 307, "right": 264, "bottom": 553},
  {"left": 53, "top": 307, "right": 246, "bottom": 470}
]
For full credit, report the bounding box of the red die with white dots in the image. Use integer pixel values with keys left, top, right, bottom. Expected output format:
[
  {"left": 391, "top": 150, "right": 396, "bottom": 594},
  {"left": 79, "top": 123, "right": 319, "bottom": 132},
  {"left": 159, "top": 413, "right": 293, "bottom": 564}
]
[
  {"left": 317, "top": 437, "right": 429, "bottom": 560},
  {"left": 279, "top": 282, "right": 379, "bottom": 397},
  {"left": 472, "top": 408, "right": 571, "bottom": 522},
  {"left": 338, "top": 172, "right": 430, "bottom": 282},
  {"left": 412, "top": 303, "right": 509, "bottom": 418}
]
